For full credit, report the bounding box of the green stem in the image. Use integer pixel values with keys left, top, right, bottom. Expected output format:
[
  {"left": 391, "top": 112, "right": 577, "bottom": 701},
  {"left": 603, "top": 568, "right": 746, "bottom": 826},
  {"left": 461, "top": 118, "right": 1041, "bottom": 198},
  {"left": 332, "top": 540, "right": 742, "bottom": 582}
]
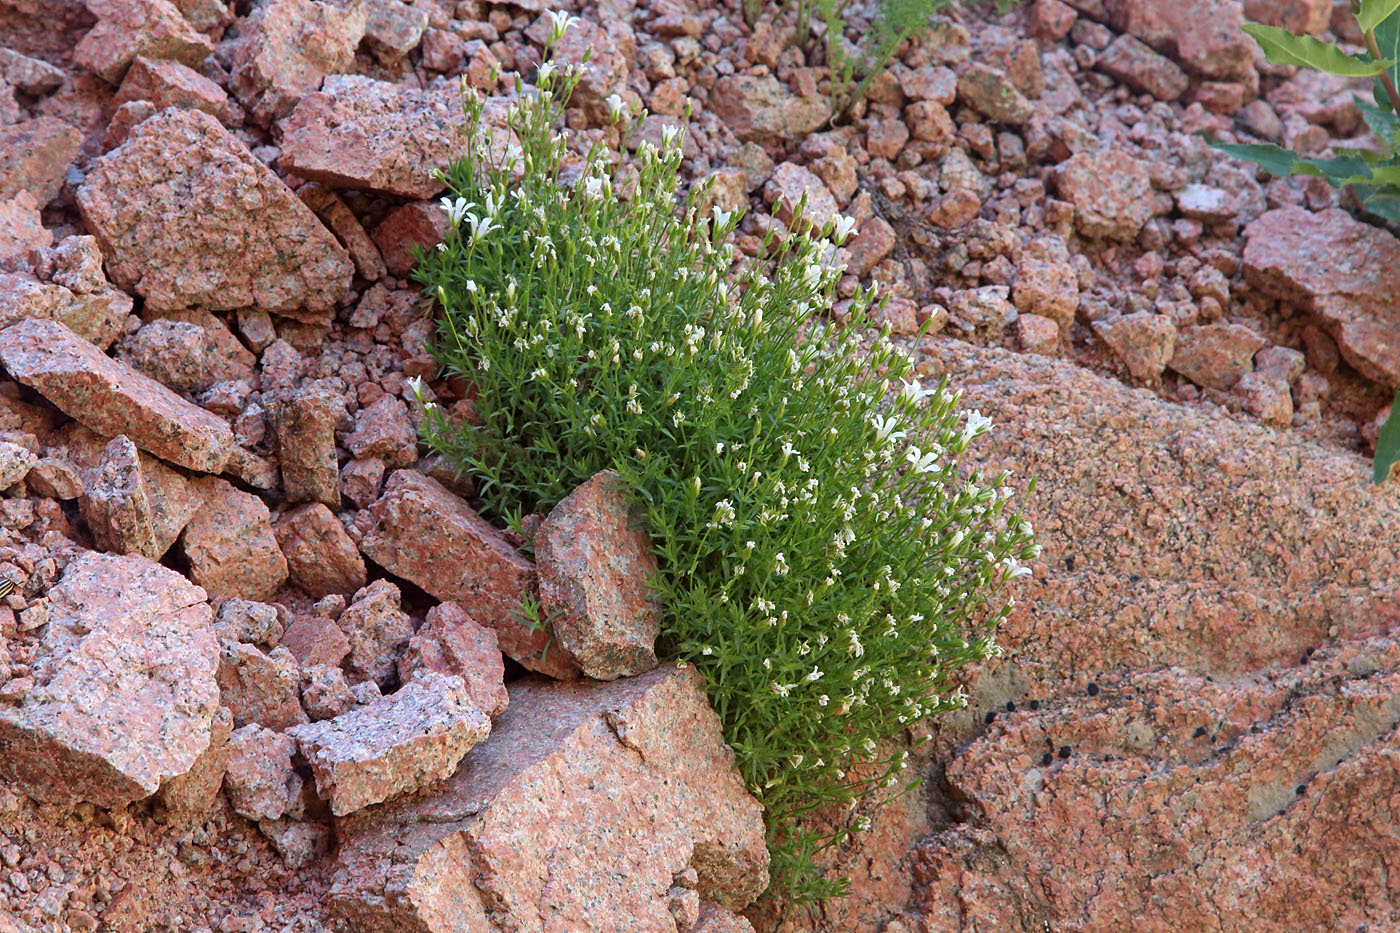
[{"left": 1365, "top": 26, "right": 1400, "bottom": 116}]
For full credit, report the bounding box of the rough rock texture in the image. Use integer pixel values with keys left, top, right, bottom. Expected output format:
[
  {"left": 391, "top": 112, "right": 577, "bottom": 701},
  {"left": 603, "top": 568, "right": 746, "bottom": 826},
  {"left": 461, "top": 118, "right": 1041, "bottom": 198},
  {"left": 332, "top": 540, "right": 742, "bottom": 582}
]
[
  {"left": 0, "top": 268, "right": 133, "bottom": 350},
  {"left": 1169, "top": 322, "right": 1265, "bottom": 390},
  {"left": 352, "top": 470, "right": 580, "bottom": 679},
  {"left": 217, "top": 642, "right": 308, "bottom": 731},
  {"left": 114, "top": 55, "right": 230, "bottom": 119},
  {"left": 328, "top": 665, "right": 769, "bottom": 931},
  {"left": 73, "top": 0, "right": 214, "bottom": 83},
  {"left": 1055, "top": 149, "right": 1153, "bottom": 241},
  {"left": 278, "top": 76, "right": 471, "bottom": 198},
  {"left": 224, "top": 724, "right": 299, "bottom": 822},
  {"left": 76, "top": 108, "right": 352, "bottom": 320},
  {"left": 288, "top": 671, "right": 490, "bottom": 815},
  {"left": 274, "top": 502, "right": 367, "bottom": 598},
  {"left": 265, "top": 384, "right": 344, "bottom": 506},
  {"left": 336, "top": 578, "right": 415, "bottom": 688},
  {"left": 1093, "top": 312, "right": 1176, "bottom": 381},
  {"left": 707, "top": 74, "right": 830, "bottom": 146},
  {"left": 1107, "top": 0, "right": 1254, "bottom": 80},
  {"left": 80, "top": 433, "right": 201, "bottom": 559},
  {"left": 1243, "top": 206, "right": 1400, "bottom": 389},
  {"left": 0, "top": 117, "right": 82, "bottom": 208},
  {"left": 0, "top": 551, "right": 219, "bottom": 807},
  {"left": 0, "top": 191, "right": 48, "bottom": 265},
  {"left": 181, "top": 476, "right": 288, "bottom": 601},
  {"left": 0, "top": 318, "right": 234, "bottom": 473},
  {"left": 536, "top": 470, "right": 661, "bottom": 681},
  {"left": 224, "top": 0, "right": 367, "bottom": 124},
  {"left": 398, "top": 601, "right": 509, "bottom": 718}
]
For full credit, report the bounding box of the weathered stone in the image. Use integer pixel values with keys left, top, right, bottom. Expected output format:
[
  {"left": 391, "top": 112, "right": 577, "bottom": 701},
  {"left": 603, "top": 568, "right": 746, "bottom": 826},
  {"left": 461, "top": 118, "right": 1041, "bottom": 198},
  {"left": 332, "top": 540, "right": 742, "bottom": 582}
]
[
  {"left": 536, "top": 471, "right": 660, "bottom": 681},
  {"left": 1243, "top": 206, "right": 1400, "bottom": 389},
  {"left": 1175, "top": 183, "right": 1239, "bottom": 222},
  {"left": 328, "top": 665, "right": 769, "bottom": 931},
  {"left": 0, "top": 440, "right": 35, "bottom": 490},
  {"left": 114, "top": 55, "right": 230, "bottom": 120},
  {"left": 224, "top": 723, "right": 299, "bottom": 821},
  {"left": 0, "top": 551, "right": 219, "bottom": 807},
  {"left": 265, "top": 384, "right": 344, "bottom": 506},
  {"left": 551, "top": 17, "right": 635, "bottom": 122},
  {"left": 0, "top": 318, "right": 233, "bottom": 473},
  {"left": 1095, "top": 33, "right": 1188, "bottom": 100},
  {"left": 1107, "top": 0, "right": 1254, "bottom": 80},
  {"left": 158, "top": 705, "right": 233, "bottom": 820},
  {"left": 181, "top": 476, "right": 288, "bottom": 601},
  {"left": 289, "top": 671, "right": 490, "bottom": 815},
  {"left": 763, "top": 161, "right": 839, "bottom": 233},
  {"left": 114, "top": 318, "right": 209, "bottom": 394},
  {"left": 398, "top": 601, "right": 508, "bottom": 718},
  {"left": 280, "top": 615, "right": 352, "bottom": 669},
  {"left": 362, "top": 0, "right": 427, "bottom": 62},
  {"left": 956, "top": 63, "right": 1034, "bottom": 123},
  {"left": 352, "top": 470, "right": 580, "bottom": 679},
  {"left": 1056, "top": 149, "right": 1153, "bottom": 241},
  {"left": 301, "top": 663, "right": 356, "bottom": 720},
  {"left": 74, "top": 0, "right": 213, "bottom": 84},
  {"left": 214, "top": 598, "right": 283, "bottom": 647},
  {"left": 1012, "top": 246, "right": 1078, "bottom": 327},
  {"left": 80, "top": 434, "right": 199, "bottom": 559},
  {"left": 337, "top": 579, "right": 415, "bottom": 688},
  {"left": 707, "top": 74, "right": 830, "bottom": 146},
  {"left": 224, "top": 0, "right": 367, "bottom": 124},
  {"left": 76, "top": 108, "right": 352, "bottom": 321},
  {"left": 274, "top": 502, "right": 367, "bottom": 598},
  {"left": 344, "top": 395, "right": 417, "bottom": 468},
  {"left": 259, "top": 817, "right": 332, "bottom": 869},
  {"left": 0, "top": 272, "right": 132, "bottom": 350},
  {"left": 0, "top": 191, "right": 47, "bottom": 269},
  {"left": 297, "top": 183, "right": 386, "bottom": 282},
  {"left": 0, "top": 48, "right": 65, "bottom": 96},
  {"left": 1169, "top": 322, "right": 1266, "bottom": 390},
  {"left": 0, "top": 117, "right": 82, "bottom": 208},
  {"left": 1093, "top": 312, "right": 1177, "bottom": 382},
  {"left": 371, "top": 201, "right": 450, "bottom": 278},
  {"left": 217, "top": 642, "right": 308, "bottom": 731}
]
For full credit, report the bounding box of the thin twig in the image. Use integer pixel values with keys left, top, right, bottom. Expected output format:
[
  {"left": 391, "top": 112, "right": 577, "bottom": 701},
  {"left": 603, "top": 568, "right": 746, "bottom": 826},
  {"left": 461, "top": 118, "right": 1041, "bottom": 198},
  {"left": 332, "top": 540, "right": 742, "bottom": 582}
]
[{"left": 1365, "top": 26, "right": 1400, "bottom": 116}]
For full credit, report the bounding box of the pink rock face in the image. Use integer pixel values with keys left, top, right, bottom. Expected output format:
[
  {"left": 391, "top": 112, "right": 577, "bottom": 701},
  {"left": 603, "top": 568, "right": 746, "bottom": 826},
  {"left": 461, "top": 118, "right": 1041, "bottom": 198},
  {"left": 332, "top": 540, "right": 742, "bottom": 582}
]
[
  {"left": 76, "top": 108, "right": 352, "bottom": 320},
  {"left": 1055, "top": 149, "right": 1153, "bottom": 241},
  {"left": 279, "top": 614, "right": 352, "bottom": 669},
  {"left": 0, "top": 116, "right": 82, "bottom": 208},
  {"left": 277, "top": 75, "right": 471, "bottom": 198},
  {"left": 693, "top": 902, "right": 757, "bottom": 933},
  {"left": 224, "top": 723, "right": 299, "bottom": 822},
  {"left": 337, "top": 579, "right": 415, "bottom": 688},
  {"left": 1094, "top": 34, "right": 1188, "bottom": 101},
  {"left": 80, "top": 434, "right": 202, "bottom": 559},
  {"left": 956, "top": 64, "right": 1034, "bottom": 124},
  {"left": 181, "top": 476, "right": 289, "bottom": 601},
  {"left": 298, "top": 183, "right": 386, "bottom": 282},
  {"left": 708, "top": 74, "right": 830, "bottom": 146},
  {"left": 217, "top": 642, "right": 308, "bottom": 731},
  {"left": 114, "top": 55, "right": 230, "bottom": 120},
  {"left": 265, "top": 384, "right": 345, "bottom": 506},
  {"left": 288, "top": 671, "right": 490, "bottom": 816},
  {"left": 328, "top": 665, "right": 769, "bottom": 931},
  {"left": 353, "top": 470, "right": 580, "bottom": 679},
  {"left": 1107, "top": 0, "right": 1254, "bottom": 80},
  {"left": 0, "top": 272, "right": 132, "bottom": 351},
  {"left": 535, "top": 470, "right": 661, "bottom": 682},
  {"left": 552, "top": 17, "right": 635, "bottom": 121},
  {"left": 158, "top": 705, "right": 233, "bottom": 820},
  {"left": 1169, "top": 322, "right": 1266, "bottom": 390},
  {"left": 274, "top": 502, "right": 367, "bottom": 598},
  {"left": 0, "top": 318, "right": 234, "bottom": 473},
  {"left": 763, "top": 162, "right": 839, "bottom": 233},
  {"left": 1093, "top": 311, "right": 1177, "bottom": 382},
  {"left": 344, "top": 394, "right": 417, "bottom": 468},
  {"left": 73, "top": 0, "right": 214, "bottom": 84},
  {"left": 1243, "top": 206, "right": 1400, "bottom": 390},
  {"left": 371, "top": 201, "right": 451, "bottom": 278},
  {"left": 224, "top": 0, "right": 367, "bottom": 124},
  {"left": 398, "top": 601, "right": 509, "bottom": 718},
  {"left": 0, "top": 191, "right": 48, "bottom": 268},
  {"left": 0, "top": 551, "right": 220, "bottom": 807}
]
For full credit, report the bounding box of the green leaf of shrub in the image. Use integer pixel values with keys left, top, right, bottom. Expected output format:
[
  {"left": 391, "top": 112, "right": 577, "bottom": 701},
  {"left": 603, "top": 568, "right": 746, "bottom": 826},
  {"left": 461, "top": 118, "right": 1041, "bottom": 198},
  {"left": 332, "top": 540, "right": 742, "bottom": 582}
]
[
  {"left": 1208, "top": 140, "right": 1312, "bottom": 175},
  {"left": 1374, "top": 390, "right": 1400, "bottom": 483},
  {"left": 1242, "top": 23, "right": 1390, "bottom": 75},
  {"left": 1357, "top": 0, "right": 1400, "bottom": 34}
]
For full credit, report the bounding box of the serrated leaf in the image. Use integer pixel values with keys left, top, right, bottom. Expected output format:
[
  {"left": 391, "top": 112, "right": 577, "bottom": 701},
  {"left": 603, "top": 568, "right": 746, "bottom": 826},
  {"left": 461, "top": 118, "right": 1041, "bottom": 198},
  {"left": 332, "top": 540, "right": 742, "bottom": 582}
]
[
  {"left": 1374, "top": 390, "right": 1400, "bottom": 483},
  {"left": 1243, "top": 23, "right": 1390, "bottom": 76},
  {"left": 1357, "top": 0, "right": 1400, "bottom": 33}
]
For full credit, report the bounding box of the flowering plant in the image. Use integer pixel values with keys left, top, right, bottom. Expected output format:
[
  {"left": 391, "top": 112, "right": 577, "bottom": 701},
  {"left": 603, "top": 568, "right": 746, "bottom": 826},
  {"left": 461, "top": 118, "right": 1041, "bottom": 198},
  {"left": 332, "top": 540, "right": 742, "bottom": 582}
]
[{"left": 413, "top": 33, "right": 1037, "bottom": 902}]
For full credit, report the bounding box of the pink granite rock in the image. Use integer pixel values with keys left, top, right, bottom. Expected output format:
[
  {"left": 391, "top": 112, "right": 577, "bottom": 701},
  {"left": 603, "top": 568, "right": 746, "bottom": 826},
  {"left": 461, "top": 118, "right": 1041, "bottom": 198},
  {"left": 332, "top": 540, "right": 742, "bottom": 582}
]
[
  {"left": 158, "top": 705, "right": 233, "bottom": 820},
  {"left": 328, "top": 665, "right": 768, "bottom": 931},
  {"left": 763, "top": 161, "right": 840, "bottom": 233},
  {"left": 1169, "top": 322, "right": 1266, "bottom": 390},
  {"left": 280, "top": 614, "right": 352, "bottom": 669},
  {"left": 337, "top": 579, "right": 415, "bottom": 688},
  {"left": 80, "top": 434, "right": 202, "bottom": 559},
  {"left": 76, "top": 108, "right": 352, "bottom": 321},
  {"left": 180, "top": 476, "right": 288, "bottom": 600},
  {"left": 113, "top": 318, "right": 209, "bottom": 394},
  {"left": 1094, "top": 34, "right": 1188, "bottom": 101},
  {"left": 707, "top": 74, "right": 829, "bottom": 146},
  {"left": 0, "top": 116, "right": 82, "bottom": 208},
  {"left": 74, "top": 0, "right": 213, "bottom": 83},
  {"left": 0, "top": 191, "right": 47, "bottom": 269},
  {"left": 397, "top": 601, "right": 508, "bottom": 718},
  {"left": 956, "top": 63, "right": 1034, "bottom": 124},
  {"left": 551, "top": 17, "right": 635, "bottom": 121},
  {"left": 274, "top": 502, "right": 367, "bottom": 598},
  {"left": 297, "top": 183, "right": 386, "bottom": 282},
  {"left": 1055, "top": 149, "right": 1153, "bottom": 241},
  {"left": 217, "top": 642, "right": 308, "bottom": 731},
  {"left": 0, "top": 318, "right": 234, "bottom": 473},
  {"left": 265, "top": 384, "right": 345, "bottom": 506},
  {"left": 0, "top": 48, "right": 65, "bottom": 96},
  {"left": 371, "top": 201, "right": 451, "bottom": 278},
  {"left": 0, "top": 272, "right": 132, "bottom": 350},
  {"left": 352, "top": 470, "right": 580, "bottom": 679},
  {"left": 344, "top": 394, "right": 417, "bottom": 468},
  {"left": 535, "top": 470, "right": 660, "bottom": 681},
  {"left": 1107, "top": 0, "right": 1254, "bottom": 80},
  {"left": 0, "top": 551, "right": 220, "bottom": 807},
  {"left": 1243, "top": 206, "right": 1400, "bottom": 389},
  {"left": 362, "top": 0, "right": 427, "bottom": 63},
  {"left": 224, "top": 723, "right": 299, "bottom": 821},
  {"left": 301, "top": 663, "right": 356, "bottom": 720},
  {"left": 224, "top": 0, "right": 366, "bottom": 124},
  {"left": 288, "top": 671, "right": 490, "bottom": 815},
  {"left": 113, "top": 55, "right": 230, "bottom": 120},
  {"left": 1093, "top": 312, "right": 1177, "bottom": 382}
]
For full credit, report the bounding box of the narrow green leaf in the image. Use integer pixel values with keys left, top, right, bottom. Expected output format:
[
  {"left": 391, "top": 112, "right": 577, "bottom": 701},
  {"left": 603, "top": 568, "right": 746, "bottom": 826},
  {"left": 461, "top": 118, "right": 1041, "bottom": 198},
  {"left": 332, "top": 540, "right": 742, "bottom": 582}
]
[
  {"left": 1374, "top": 390, "right": 1400, "bottom": 483},
  {"left": 1358, "top": 97, "right": 1400, "bottom": 148},
  {"left": 1373, "top": 12, "right": 1400, "bottom": 106},
  {"left": 1242, "top": 23, "right": 1390, "bottom": 76},
  {"left": 1208, "top": 140, "right": 1311, "bottom": 176},
  {"left": 1358, "top": 0, "right": 1400, "bottom": 33}
]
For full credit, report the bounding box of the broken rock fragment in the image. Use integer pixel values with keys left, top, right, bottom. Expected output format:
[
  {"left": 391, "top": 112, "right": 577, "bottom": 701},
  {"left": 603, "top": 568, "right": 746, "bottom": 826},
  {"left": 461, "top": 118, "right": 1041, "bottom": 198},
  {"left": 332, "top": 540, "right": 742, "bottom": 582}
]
[
  {"left": 265, "top": 384, "right": 345, "bottom": 506},
  {"left": 398, "top": 601, "right": 508, "bottom": 718},
  {"left": 536, "top": 470, "right": 661, "bottom": 681},
  {"left": 217, "top": 642, "right": 308, "bottom": 731},
  {"left": 0, "top": 117, "right": 82, "bottom": 208},
  {"left": 329, "top": 665, "right": 768, "bottom": 931},
  {"left": 274, "top": 502, "right": 367, "bottom": 598},
  {"left": 224, "top": 724, "right": 300, "bottom": 822},
  {"left": 74, "top": 0, "right": 214, "bottom": 84},
  {"left": 181, "top": 476, "right": 288, "bottom": 601},
  {"left": 289, "top": 671, "right": 489, "bottom": 816},
  {"left": 0, "top": 551, "right": 220, "bottom": 807},
  {"left": 0, "top": 318, "right": 234, "bottom": 473},
  {"left": 336, "top": 578, "right": 415, "bottom": 688},
  {"left": 224, "top": 0, "right": 367, "bottom": 124}
]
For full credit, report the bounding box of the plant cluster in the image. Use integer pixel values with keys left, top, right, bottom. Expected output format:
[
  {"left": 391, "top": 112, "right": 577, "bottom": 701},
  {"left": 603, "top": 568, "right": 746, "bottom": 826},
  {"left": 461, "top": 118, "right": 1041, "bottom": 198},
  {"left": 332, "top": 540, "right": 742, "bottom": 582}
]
[
  {"left": 1211, "top": 0, "right": 1400, "bottom": 480},
  {"left": 413, "top": 18, "right": 1037, "bottom": 903}
]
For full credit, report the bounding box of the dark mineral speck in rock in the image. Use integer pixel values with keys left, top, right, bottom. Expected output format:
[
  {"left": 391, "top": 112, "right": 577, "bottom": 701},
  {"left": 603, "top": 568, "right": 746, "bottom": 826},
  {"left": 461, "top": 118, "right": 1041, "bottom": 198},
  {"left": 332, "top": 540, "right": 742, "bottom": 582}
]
[
  {"left": 1087, "top": 683, "right": 1100, "bottom": 696},
  {"left": 1295, "top": 784, "right": 1305, "bottom": 795},
  {"left": 984, "top": 711, "right": 997, "bottom": 724},
  {"left": 1028, "top": 699, "right": 1040, "bottom": 710},
  {"left": 1005, "top": 701, "right": 1016, "bottom": 712},
  {"left": 1064, "top": 554, "right": 1075, "bottom": 571},
  {"left": 1193, "top": 726, "right": 1207, "bottom": 738},
  {"left": 1040, "top": 753, "right": 1052, "bottom": 767},
  {"left": 1057, "top": 746, "right": 1071, "bottom": 759}
]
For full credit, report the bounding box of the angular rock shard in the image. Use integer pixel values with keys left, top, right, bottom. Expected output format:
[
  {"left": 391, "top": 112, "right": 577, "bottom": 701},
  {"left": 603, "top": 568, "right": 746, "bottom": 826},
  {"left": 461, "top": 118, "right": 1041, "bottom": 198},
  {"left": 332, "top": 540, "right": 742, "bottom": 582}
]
[
  {"left": 0, "top": 551, "right": 220, "bottom": 807},
  {"left": 225, "top": 0, "right": 367, "bottom": 124},
  {"left": 0, "top": 318, "right": 234, "bottom": 473},
  {"left": 398, "top": 601, "right": 508, "bottom": 718},
  {"left": 328, "top": 665, "right": 769, "bottom": 932}
]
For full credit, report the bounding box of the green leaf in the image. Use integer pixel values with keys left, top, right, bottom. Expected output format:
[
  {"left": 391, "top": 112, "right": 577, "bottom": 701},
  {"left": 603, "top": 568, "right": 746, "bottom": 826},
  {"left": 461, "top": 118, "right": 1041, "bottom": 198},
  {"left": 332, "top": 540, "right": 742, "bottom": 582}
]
[
  {"left": 1374, "top": 390, "right": 1400, "bottom": 483},
  {"left": 1373, "top": 12, "right": 1400, "bottom": 107},
  {"left": 1208, "top": 140, "right": 1312, "bottom": 176},
  {"left": 1242, "top": 23, "right": 1390, "bottom": 75},
  {"left": 1357, "top": 0, "right": 1400, "bottom": 33},
  {"left": 1358, "top": 97, "right": 1400, "bottom": 148}
]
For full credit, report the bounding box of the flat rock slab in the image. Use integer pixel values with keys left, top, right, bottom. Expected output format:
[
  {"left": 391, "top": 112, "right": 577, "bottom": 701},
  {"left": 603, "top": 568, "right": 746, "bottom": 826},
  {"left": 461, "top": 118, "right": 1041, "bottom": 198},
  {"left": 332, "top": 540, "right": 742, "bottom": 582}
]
[
  {"left": 76, "top": 107, "right": 352, "bottom": 321},
  {"left": 0, "top": 318, "right": 234, "bottom": 473},
  {"left": 0, "top": 551, "right": 220, "bottom": 807},
  {"left": 225, "top": 0, "right": 367, "bottom": 124},
  {"left": 289, "top": 671, "right": 489, "bottom": 816},
  {"left": 1243, "top": 206, "right": 1400, "bottom": 389},
  {"left": 328, "top": 665, "right": 769, "bottom": 932},
  {"left": 353, "top": 470, "right": 580, "bottom": 680}
]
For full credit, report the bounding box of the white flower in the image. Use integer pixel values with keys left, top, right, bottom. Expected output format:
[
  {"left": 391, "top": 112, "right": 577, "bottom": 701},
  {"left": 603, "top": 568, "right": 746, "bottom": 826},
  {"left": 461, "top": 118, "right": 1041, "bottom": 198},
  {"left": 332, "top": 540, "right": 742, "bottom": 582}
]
[
  {"left": 582, "top": 176, "right": 604, "bottom": 200},
  {"left": 961, "top": 409, "right": 992, "bottom": 443},
  {"left": 463, "top": 211, "right": 501, "bottom": 242},
  {"left": 547, "top": 9, "right": 579, "bottom": 41},
  {"left": 537, "top": 60, "right": 556, "bottom": 84},
  {"left": 661, "top": 123, "right": 681, "bottom": 149},
  {"left": 605, "top": 93, "right": 624, "bottom": 120},
  {"left": 770, "top": 682, "right": 793, "bottom": 698},
  {"left": 439, "top": 196, "right": 471, "bottom": 225},
  {"left": 910, "top": 446, "right": 942, "bottom": 473},
  {"left": 900, "top": 378, "right": 935, "bottom": 403},
  {"left": 831, "top": 214, "right": 857, "bottom": 244},
  {"left": 404, "top": 375, "right": 425, "bottom": 399},
  {"left": 772, "top": 552, "right": 789, "bottom": 576},
  {"left": 712, "top": 206, "right": 732, "bottom": 230},
  {"left": 870, "top": 414, "right": 906, "bottom": 446}
]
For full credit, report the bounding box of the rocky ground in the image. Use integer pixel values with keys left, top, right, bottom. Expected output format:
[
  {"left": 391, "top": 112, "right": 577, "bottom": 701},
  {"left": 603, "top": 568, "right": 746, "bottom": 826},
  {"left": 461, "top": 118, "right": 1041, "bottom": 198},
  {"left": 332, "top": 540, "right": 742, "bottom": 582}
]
[{"left": 0, "top": 0, "right": 1398, "bottom": 930}]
